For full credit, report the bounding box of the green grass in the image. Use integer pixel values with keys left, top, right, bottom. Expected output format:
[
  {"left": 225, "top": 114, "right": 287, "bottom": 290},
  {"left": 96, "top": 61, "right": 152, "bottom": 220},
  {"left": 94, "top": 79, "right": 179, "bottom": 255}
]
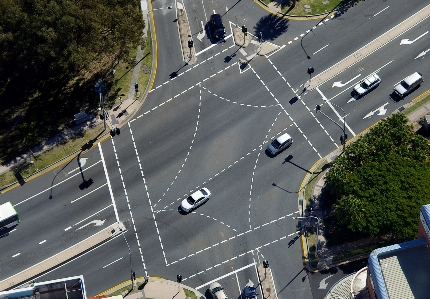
[
  {"left": 304, "top": 160, "right": 327, "bottom": 208},
  {"left": 184, "top": 288, "right": 197, "bottom": 299},
  {"left": 402, "top": 93, "right": 430, "bottom": 116},
  {"left": 332, "top": 244, "right": 379, "bottom": 262},
  {"left": 0, "top": 35, "right": 154, "bottom": 190},
  {"left": 260, "top": 0, "right": 348, "bottom": 16}
]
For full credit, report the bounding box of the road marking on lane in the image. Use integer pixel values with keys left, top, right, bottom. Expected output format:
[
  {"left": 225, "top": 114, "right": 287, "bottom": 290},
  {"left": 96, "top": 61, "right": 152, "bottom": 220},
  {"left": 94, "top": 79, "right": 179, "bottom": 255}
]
[
  {"left": 76, "top": 219, "right": 106, "bottom": 231},
  {"left": 67, "top": 158, "right": 88, "bottom": 174},
  {"left": 15, "top": 160, "right": 102, "bottom": 206},
  {"left": 111, "top": 132, "right": 149, "bottom": 275},
  {"left": 155, "top": 86, "right": 203, "bottom": 206},
  {"left": 135, "top": 62, "right": 236, "bottom": 121},
  {"left": 12, "top": 253, "right": 20, "bottom": 257},
  {"left": 196, "top": 34, "right": 233, "bottom": 56},
  {"left": 249, "top": 150, "right": 262, "bottom": 230},
  {"left": 103, "top": 257, "right": 123, "bottom": 268},
  {"left": 195, "top": 262, "right": 256, "bottom": 289},
  {"left": 332, "top": 74, "right": 361, "bottom": 88},
  {"left": 254, "top": 60, "right": 322, "bottom": 156},
  {"left": 415, "top": 48, "right": 430, "bottom": 59},
  {"left": 313, "top": 44, "right": 329, "bottom": 55},
  {"left": 169, "top": 212, "right": 299, "bottom": 266},
  {"left": 128, "top": 123, "right": 165, "bottom": 271},
  {"left": 39, "top": 240, "right": 46, "bottom": 245},
  {"left": 98, "top": 143, "right": 120, "bottom": 223},
  {"left": 202, "top": 86, "right": 278, "bottom": 108},
  {"left": 373, "top": 6, "right": 389, "bottom": 17},
  {"left": 71, "top": 183, "right": 107, "bottom": 203},
  {"left": 158, "top": 125, "right": 289, "bottom": 211},
  {"left": 400, "top": 30, "right": 428, "bottom": 45},
  {"left": 316, "top": 87, "right": 356, "bottom": 137},
  {"left": 185, "top": 231, "right": 300, "bottom": 282},
  {"left": 363, "top": 102, "right": 389, "bottom": 119}
]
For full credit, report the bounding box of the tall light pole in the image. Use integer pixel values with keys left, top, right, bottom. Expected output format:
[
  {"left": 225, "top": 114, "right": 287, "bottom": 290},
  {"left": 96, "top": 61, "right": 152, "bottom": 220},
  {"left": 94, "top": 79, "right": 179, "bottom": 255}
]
[{"left": 315, "top": 103, "right": 347, "bottom": 151}]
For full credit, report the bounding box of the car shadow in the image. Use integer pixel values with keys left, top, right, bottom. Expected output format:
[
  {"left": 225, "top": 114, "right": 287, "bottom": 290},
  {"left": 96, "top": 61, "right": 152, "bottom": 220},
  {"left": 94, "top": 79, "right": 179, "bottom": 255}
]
[{"left": 178, "top": 207, "right": 189, "bottom": 215}]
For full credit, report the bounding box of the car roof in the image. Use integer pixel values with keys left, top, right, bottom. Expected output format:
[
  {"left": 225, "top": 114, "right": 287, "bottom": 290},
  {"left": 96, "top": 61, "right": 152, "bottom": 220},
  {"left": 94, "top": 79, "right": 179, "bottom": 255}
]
[
  {"left": 364, "top": 73, "right": 380, "bottom": 84},
  {"left": 404, "top": 72, "right": 422, "bottom": 85},
  {"left": 276, "top": 132, "right": 292, "bottom": 144}
]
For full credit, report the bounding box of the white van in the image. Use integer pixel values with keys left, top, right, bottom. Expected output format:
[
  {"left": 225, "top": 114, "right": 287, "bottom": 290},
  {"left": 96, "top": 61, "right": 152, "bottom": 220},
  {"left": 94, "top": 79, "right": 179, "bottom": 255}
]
[{"left": 393, "top": 72, "right": 423, "bottom": 97}]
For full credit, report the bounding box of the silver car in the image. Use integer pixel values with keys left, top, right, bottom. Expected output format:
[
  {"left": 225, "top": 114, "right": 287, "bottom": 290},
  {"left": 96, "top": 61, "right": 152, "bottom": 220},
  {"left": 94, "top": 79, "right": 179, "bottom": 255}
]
[
  {"left": 267, "top": 132, "right": 293, "bottom": 156},
  {"left": 208, "top": 282, "right": 228, "bottom": 299},
  {"left": 352, "top": 73, "right": 381, "bottom": 96},
  {"left": 180, "top": 188, "right": 211, "bottom": 212}
]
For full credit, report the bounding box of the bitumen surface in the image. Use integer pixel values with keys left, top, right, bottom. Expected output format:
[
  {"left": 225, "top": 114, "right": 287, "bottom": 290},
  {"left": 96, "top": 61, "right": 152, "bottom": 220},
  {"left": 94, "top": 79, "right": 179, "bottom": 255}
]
[{"left": 1, "top": 1, "right": 430, "bottom": 298}]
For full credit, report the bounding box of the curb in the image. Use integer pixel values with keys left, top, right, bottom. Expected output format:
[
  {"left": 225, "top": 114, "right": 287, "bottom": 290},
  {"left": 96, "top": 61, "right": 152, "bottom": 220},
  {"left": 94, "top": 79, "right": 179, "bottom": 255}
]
[{"left": 254, "top": 0, "right": 333, "bottom": 20}]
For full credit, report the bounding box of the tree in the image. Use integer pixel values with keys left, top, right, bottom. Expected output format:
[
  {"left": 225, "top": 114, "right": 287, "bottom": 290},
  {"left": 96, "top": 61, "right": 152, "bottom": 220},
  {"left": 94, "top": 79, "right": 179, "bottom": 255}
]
[
  {"left": 325, "top": 113, "right": 430, "bottom": 240},
  {"left": 0, "top": 0, "right": 145, "bottom": 161}
]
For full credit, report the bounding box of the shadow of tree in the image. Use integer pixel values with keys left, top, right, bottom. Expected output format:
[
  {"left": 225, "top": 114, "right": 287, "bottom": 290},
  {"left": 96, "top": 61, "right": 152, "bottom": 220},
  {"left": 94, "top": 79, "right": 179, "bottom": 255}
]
[{"left": 253, "top": 14, "right": 289, "bottom": 41}]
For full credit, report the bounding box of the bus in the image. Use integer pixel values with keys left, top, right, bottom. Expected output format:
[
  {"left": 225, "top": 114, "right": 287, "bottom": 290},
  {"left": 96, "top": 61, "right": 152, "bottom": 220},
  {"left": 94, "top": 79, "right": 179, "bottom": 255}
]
[{"left": 0, "top": 201, "right": 19, "bottom": 232}]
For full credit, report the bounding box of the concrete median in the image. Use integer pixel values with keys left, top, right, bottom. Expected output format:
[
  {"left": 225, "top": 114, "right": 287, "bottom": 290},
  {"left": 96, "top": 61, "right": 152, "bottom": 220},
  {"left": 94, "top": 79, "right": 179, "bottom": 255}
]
[{"left": 0, "top": 223, "right": 122, "bottom": 291}]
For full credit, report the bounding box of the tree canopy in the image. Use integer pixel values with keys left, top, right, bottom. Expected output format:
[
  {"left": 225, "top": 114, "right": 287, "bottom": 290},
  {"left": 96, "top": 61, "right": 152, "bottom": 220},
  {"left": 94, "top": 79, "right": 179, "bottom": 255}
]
[
  {"left": 325, "top": 113, "right": 430, "bottom": 240},
  {"left": 0, "top": 0, "right": 144, "bottom": 161}
]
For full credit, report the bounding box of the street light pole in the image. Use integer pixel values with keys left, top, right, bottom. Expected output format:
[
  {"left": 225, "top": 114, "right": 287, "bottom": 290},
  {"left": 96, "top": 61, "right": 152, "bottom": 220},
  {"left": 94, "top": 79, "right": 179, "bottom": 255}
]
[{"left": 315, "top": 104, "right": 347, "bottom": 151}]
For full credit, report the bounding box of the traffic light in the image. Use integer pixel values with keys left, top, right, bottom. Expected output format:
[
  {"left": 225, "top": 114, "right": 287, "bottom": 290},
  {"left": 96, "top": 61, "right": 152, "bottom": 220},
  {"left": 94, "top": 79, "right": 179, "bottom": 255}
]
[
  {"left": 188, "top": 40, "right": 193, "bottom": 48},
  {"left": 242, "top": 25, "right": 247, "bottom": 35},
  {"left": 307, "top": 67, "right": 314, "bottom": 74},
  {"left": 115, "top": 127, "right": 120, "bottom": 135},
  {"left": 177, "top": 274, "right": 182, "bottom": 283}
]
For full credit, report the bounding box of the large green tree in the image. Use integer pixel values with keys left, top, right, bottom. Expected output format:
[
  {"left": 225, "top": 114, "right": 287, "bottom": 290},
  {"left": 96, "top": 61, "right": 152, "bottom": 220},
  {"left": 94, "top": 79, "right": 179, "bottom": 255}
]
[
  {"left": 325, "top": 113, "right": 430, "bottom": 240},
  {"left": 0, "top": 0, "right": 144, "bottom": 160}
]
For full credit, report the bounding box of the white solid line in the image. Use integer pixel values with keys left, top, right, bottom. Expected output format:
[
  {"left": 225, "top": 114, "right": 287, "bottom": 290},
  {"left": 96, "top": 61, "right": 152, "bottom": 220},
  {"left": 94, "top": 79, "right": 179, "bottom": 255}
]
[
  {"left": 103, "top": 257, "right": 123, "bottom": 268},
  {"left": 15, "top": 161, "right": 102, "bottom": 206},
  {"left": 195, "top": 262, "right": 257, "bottom": 290},
  {"left": 316, "top": 87, "right": 356, "bottom": 137},
  {"left": 374, "top": 6, "right": 389, "bottom": 17},
  {"left": 12, "top": 253, "right": 21, "bottom": 257},
  {"left": 64, "top": 226, "right": 72, "bottom": 231},
  {"left": 313, "top": 44, "right": 329, "bottom": 55},
  {"left": 39, "top": 240, "right": 47, "bottom": 245},
  {"left": 71, "top": 183, "right": 107, "bottom": 203},
  {"left": 195, "top": 34, "right": 233, "bottom": 56},
  {"left": 98, "top": 143, "right": 120, "bottom": 223}
]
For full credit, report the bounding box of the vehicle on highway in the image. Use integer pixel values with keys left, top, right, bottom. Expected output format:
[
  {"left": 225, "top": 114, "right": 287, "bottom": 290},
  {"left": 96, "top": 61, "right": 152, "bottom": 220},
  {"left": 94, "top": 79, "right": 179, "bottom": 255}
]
[
  {"left": 242, "top": 286, "right": 258, "bottom": 299},
  {"left": 267, "top": 132, "right": 293, "bottom": 156},
  {"left": 393, "top": 72, "right": 423, "bottom": 97},
  {"left": 209, "top": 14, "right": 225, "bottom": 41},
  {"left": 352, "top": 73, "right": 381, "bottom": 97},
  {"left": 208, "top": 282, "right": 228, "bottom": 299},
  {"left": 180, "top": 188, "right": 211, "bottom": 212},
  {"left": 0, "top": 201, "right": 19, "bottom": 231}
]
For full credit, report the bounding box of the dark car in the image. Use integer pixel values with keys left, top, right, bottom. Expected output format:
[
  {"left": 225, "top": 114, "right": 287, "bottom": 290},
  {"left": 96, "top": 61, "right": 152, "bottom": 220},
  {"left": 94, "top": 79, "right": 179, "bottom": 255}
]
[
  {"left": 209, "top": 14, "right": 225, "bottom": 41},
  {"left": 242, "top": 286, "right": 257, "bottom": 299}
]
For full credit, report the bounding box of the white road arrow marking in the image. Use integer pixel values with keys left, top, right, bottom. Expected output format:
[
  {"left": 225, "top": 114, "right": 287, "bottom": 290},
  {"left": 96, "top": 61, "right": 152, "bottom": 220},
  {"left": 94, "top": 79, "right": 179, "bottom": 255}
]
[
  {"left": 332, "top": 74, "right": 361, "bottom": 88},
  {"left": 76, "top": 219, "right": 106, "bottom": 231},
  {"left": 400, "top": 31, "right": 428, "bottom": 45},
  {"left": 68, "top": 158, "right": 88, "bottom": 174},
  {"left": 197, "top": 21, "right": 205, "bottom": 41},
  {"left": 347, "top": 97, "right": 358, "bottom": 103},
  {"left": 415, "top": 48, "right": 430, "bottom": 59},
  {"left": 363, "top": 102, "right": 389, "bottom": 119},
  {"left": 319, "top": 274, "right": 334, "bottom": 289}
]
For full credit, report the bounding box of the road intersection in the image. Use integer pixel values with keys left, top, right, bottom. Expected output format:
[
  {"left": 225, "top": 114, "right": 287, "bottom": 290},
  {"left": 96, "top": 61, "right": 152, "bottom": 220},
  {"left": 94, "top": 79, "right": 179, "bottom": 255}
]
[{"left": 1, "top": 1, "right": 430, "bottom": 298}]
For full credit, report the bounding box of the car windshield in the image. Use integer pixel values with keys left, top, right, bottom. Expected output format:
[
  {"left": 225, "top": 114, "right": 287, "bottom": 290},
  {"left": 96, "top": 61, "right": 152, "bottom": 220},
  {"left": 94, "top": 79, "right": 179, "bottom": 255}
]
[
  {"left": 201, "top": 189, "right": 208, "bottom": 195},
  {"left": 186, "top": 196, "right": 195, "bottom": 205},
  {"left": 212, "top": 286, "right": 223, "bottom": 293},
  {"left": 271, "top": 140, "right": 281, "bottom": 149},
  {"left": 400, "top": 81, "right": 410, "bottom": 89},
  {"left": 361, "top": 82, "right": 369, "bottom": 89}
]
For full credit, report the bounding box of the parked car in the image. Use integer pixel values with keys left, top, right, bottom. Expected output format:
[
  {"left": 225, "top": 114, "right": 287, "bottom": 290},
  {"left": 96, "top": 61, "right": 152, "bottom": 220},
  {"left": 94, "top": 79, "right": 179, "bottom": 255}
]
[
  {"left": 242, "top": 286, "right": 257, "bottom": 299},
  {"left": 208, "top": 282, "right": 228, "bottom": 299},
  {"left": 180, "top": 188, "right": 211, "bottom": 212},
  {"left": 209, "top": 14, "right": 225, "bottom": 41},
  {"left": 393, "top": 72, "right": 423, "bottom": 97},
  {"left": 267, "top": 132, "right": 293, "bottom": 156},
  {"left": 352, "top": 73, "right": 381, "bottom": 97}
]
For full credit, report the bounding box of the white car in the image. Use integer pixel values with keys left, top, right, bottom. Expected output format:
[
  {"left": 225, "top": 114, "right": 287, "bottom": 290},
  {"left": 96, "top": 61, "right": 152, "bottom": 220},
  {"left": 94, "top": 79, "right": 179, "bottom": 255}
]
[
  {"left": 352, "top": 73, "right": 381, "bottom": 96},
  {"left": 267, "top": 132, "right": 293, "bottom": 156},
  {"left": 393, "top": 72, "right": 423, "bottom": 97},
  {"left": 180, "top": 188, "right": 211, "bottom": 212},
  {"left": 208, "top": 282, "right": 228, "bottom": 299}
]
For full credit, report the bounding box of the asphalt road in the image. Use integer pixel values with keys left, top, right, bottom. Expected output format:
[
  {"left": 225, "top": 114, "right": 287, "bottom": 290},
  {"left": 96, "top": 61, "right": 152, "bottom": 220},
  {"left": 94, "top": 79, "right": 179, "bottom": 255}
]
[{"left": 1, "top": 0, "right": 429, "bottom": 298}]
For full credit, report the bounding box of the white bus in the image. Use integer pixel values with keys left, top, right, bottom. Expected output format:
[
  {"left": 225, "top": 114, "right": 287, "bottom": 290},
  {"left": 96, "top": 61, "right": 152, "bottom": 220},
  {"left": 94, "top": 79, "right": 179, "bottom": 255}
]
[{"left": 0, "top": 201, "right": 19, "bottom": 231}]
